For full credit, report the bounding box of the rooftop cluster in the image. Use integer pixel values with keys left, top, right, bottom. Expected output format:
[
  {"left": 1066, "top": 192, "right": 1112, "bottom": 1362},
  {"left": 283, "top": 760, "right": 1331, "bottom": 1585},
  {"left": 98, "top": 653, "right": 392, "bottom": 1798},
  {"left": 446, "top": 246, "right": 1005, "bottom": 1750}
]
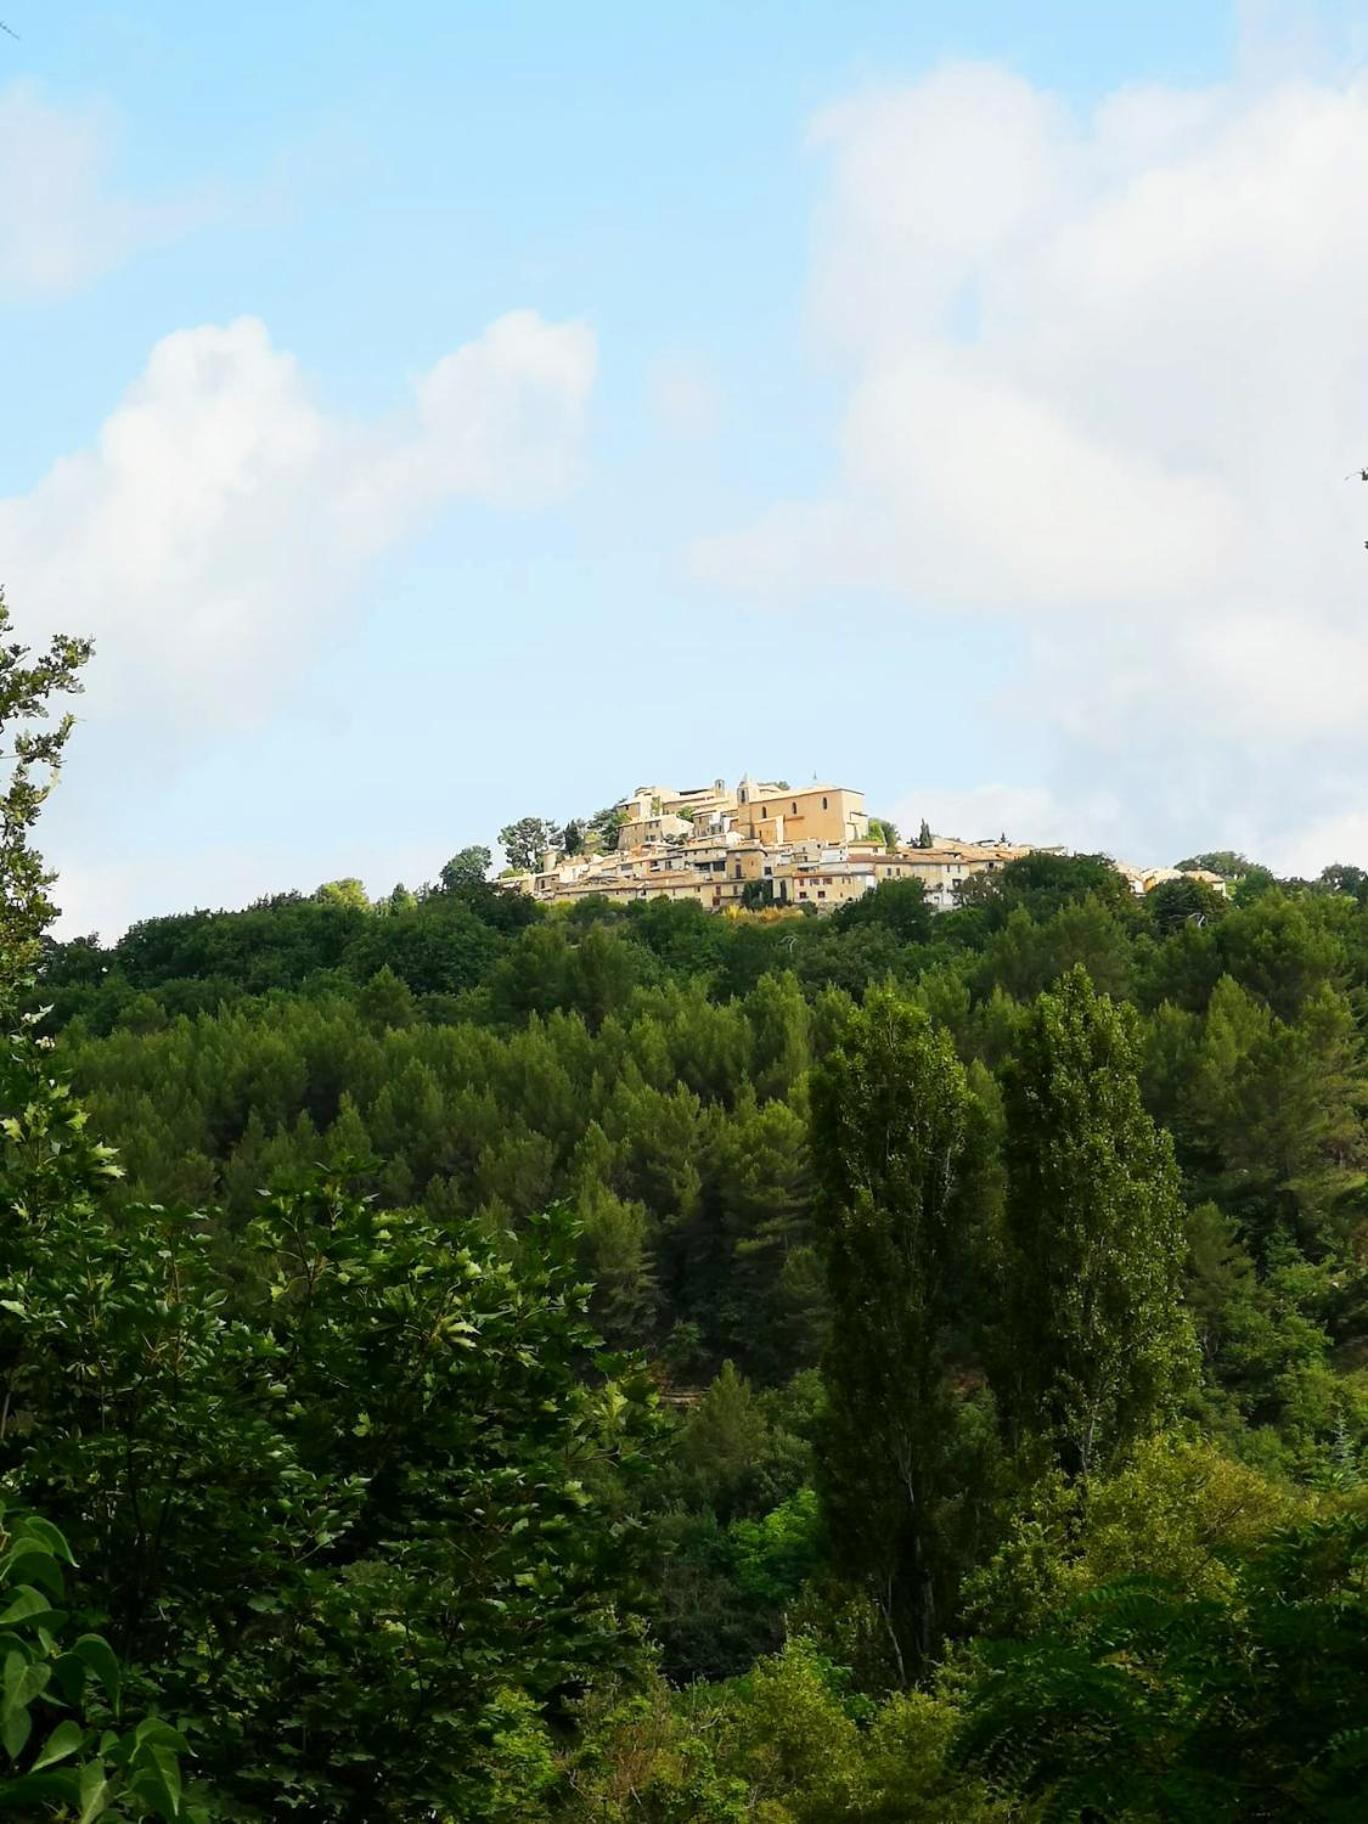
[{"left": 502, "top": 775, "right": 1043, "bottom": 913}]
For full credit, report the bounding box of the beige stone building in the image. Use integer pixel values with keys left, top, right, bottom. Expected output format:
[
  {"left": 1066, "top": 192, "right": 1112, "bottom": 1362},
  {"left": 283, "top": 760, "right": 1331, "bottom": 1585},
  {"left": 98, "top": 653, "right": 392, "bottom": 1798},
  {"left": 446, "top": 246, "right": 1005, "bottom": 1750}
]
[
  {"left": 892, "top": 841, "right": 1035, "bottom": 912},
  {"left": 732, "top": 776, "right": 870, "bottom": 847},
  {"left": 498, "top": 774, "right": 1059, "bottom": 916},
  {"left": 1113, "top": 863, "right": 1231, "bottom": 899}
]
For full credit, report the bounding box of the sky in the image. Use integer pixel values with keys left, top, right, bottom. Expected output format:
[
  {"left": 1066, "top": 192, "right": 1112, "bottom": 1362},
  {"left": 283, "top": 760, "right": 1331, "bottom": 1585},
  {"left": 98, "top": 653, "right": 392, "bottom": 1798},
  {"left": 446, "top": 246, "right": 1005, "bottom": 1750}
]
[{"left": 4, "top": 1, "right": 1368, "bottom": 933}]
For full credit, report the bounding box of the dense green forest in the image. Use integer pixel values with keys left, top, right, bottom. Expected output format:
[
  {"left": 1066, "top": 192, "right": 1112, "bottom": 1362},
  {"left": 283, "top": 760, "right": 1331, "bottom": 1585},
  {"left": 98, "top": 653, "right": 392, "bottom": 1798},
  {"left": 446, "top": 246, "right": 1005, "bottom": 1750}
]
[{"left": 3, "top": 598, "right": 1368, "bottom": 1818}]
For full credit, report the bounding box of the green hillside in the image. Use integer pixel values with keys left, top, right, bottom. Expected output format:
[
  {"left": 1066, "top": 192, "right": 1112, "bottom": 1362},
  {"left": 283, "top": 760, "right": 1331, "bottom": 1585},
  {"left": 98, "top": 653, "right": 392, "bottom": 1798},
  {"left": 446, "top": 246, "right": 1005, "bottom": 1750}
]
[{"left": 6, "top": 614, "right": 1368, "bottom": 1817}]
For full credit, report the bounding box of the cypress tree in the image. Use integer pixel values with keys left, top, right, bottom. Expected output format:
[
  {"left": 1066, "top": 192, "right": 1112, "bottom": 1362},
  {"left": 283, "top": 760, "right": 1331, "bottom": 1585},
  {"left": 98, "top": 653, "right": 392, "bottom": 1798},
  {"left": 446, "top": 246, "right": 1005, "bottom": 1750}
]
[
  {"left": 999, "top": 966, "right": 1196, "bottom": 1476},
  {"left": 811, "top": 987, "right": 979, "bottom": 1680}
]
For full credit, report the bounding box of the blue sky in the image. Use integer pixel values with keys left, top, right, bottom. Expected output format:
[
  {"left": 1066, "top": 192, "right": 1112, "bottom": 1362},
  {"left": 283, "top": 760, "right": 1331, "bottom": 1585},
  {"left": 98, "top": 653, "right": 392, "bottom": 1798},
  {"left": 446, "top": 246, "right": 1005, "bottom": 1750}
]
[{"left": 3, "top": 1, "right": 1367, "bottom": 930}]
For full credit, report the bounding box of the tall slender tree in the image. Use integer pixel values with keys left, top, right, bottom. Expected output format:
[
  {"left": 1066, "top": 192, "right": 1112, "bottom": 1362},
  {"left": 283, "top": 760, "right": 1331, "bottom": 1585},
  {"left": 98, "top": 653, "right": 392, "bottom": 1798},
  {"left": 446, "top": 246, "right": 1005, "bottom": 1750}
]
[
  {"left": 811, "top": 987, "right": 980, "bottom": 1680},
  {"left": 998, "top": 966, "right": 1196, "bottom": 1475}
]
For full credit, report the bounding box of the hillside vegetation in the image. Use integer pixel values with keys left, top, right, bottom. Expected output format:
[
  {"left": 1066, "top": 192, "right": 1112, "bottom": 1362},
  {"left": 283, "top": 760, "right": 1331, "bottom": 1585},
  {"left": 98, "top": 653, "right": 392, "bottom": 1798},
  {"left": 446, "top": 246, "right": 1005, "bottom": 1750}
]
[{"left": 4, "top": 604, "right": 1368, "bottom": 1818}]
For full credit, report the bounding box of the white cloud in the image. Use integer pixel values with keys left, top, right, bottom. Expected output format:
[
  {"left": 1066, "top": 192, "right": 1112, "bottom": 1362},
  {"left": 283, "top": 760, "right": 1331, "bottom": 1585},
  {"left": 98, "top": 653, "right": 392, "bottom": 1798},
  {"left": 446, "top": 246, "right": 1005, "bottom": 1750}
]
[
  {"left": 700, "top": 59, "right": 1368, "bottom": 870},
  {"left": 0, "top": 309, "right": 596, "bottom": 727},
  {"left": 0, "top": 81, "right": 202, "bottom": 296}
]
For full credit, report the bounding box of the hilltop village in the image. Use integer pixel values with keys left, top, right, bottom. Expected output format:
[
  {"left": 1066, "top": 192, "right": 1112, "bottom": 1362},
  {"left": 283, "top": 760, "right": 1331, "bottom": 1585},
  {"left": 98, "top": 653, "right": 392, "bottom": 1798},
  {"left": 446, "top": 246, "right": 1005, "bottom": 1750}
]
[{"left": 499, "top": 775, "right": 1224, "bottom": 913}]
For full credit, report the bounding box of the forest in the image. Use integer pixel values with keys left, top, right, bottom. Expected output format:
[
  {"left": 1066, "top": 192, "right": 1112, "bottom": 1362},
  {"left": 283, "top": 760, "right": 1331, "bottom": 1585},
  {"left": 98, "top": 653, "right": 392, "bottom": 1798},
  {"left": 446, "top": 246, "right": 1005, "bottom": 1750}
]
[{"left": 3, "top": 599, "right": 1367, "bottom": 1820}]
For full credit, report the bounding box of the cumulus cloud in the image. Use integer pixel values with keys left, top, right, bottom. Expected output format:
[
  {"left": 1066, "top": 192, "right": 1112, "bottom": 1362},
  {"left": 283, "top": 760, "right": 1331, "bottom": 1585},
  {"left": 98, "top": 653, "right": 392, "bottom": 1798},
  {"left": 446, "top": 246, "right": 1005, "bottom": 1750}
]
[
  {"left": 699, "top": 59, "right": 1368, "bottom": 870},
  {"left": 0, "top": 309, "right": 596, "bottom": 726},
  {"left": 0, "top": 82, "right": 203, "bottom": 296}
]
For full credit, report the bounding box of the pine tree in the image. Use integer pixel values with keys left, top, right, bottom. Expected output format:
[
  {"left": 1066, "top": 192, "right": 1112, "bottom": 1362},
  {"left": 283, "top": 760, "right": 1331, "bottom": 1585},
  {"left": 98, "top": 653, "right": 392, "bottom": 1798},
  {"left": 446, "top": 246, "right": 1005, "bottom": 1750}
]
[
  {"left": 356, "top": 964, "right": 417, "bottom": 1031},
  {"left": 998, "top": 966, "right": 1196, "bottom": 1475}
]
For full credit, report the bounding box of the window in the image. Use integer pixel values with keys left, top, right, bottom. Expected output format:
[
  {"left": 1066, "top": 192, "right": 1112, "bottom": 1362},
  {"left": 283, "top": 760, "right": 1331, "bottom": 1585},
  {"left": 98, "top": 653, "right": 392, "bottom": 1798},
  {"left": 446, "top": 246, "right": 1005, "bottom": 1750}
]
[
  {"left": 792, "top": 800, "right": 798, "bottom": 815},
  {"left": 822, "top": 796, "right": 828, "bottom": 810},
  {"left": 818, "top": 890, "right": 826, "bottom": 900}
]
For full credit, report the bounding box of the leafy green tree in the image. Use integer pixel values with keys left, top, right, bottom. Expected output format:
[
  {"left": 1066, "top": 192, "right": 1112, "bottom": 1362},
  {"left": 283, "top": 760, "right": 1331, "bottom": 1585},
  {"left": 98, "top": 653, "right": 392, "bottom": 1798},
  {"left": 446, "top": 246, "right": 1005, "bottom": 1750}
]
[
  {"left": 744, "top": 971, "right": 810, "bottom": 1104},
  {"left": 1232, "top": 864, "right": 1280, "bottom": 905},
  {"left": 963, "top": 1435, "right": 1300, "bottom": 1642},
  {"left": 2, "top": 1170, "right": 659, "bottom": 1820},
  {"left": 313, "top": 877, "right": 370, "bottom": 909},
  {"left": 957, "top": 1512, "right": 1368, "bottom": 1822},
  {"left": 560, "top": 1639, "right": 1006, "bottom": 1823},
  {"left": 1318, "top": 861, "right": 1368, "bottom": 900},
  {"left": 811, "top": 988, "right": 987, "bottom": 1679},
  {"left": 0, "top": 590, "right": 91, "bottom": 968},
  {"left": 676, "top": 1363, "right": 770, "bottom": 1514},
  {"left": 1214, "top": 890, "right": 1346, "bottom": 1020},
  {"left": 867, "top": 817, "right": 900, "bottom": 852},
  {"left": 1183, "top": 975, "right": 1368, "bottom": 1255},
  {"left": 1148, "top": 874, "right": 1228, "bottom": 935},
  {"left": 998, "top": 967, "right": 1196, "bottom": 1475},
  {"left": 585, "top": 805, "right": 628, "bottom": 853},
  {"left": 834, "top": 878, "right": 932, "bottom": 945},
  {"left": 979, "top": 897, "right": 1132, "bottom": 1003},
  {"left": 1174, "top": 849, "right": 1253, "bottom": 879},
  {"left": 957, "top": 852, "right": 1136, "bottom": 930},
  {"left": 439, "top": 844, "right": 492, "bottom": 888},
  {"left": 500, "top": 816, "right": 561, "bottom": 872},
  {"left": 1136, "top": 916, "right": 1223, "bottom": 1013},
  {"left": 0, "top": 1504, "right": 206, "bottom": 1820},
  {"left": 727, "top": 1488, "right": 821, "bottom": 1609}
]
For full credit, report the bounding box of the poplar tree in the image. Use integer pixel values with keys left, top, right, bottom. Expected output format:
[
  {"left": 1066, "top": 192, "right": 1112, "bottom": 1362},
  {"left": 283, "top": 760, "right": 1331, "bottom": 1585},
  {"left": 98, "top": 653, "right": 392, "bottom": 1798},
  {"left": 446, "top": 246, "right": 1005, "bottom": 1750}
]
[
  {"left": 999, "top": 966, "right": 1196, "bottom": 1476},
  {"left": 811, "top": 987, "right": 978, "bottom": 1681}
]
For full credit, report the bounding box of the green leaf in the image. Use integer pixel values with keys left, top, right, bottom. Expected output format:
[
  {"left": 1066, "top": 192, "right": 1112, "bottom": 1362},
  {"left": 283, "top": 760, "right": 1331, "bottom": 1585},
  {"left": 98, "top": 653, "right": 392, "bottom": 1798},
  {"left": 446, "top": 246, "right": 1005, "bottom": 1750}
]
[
  {"left": 1, "top": 1650, "right": 29, "bottom": 1707},
  {"left": 6, "top": 1660, "right": 50, "bottom": 1713},
  {"left": 76, "top": 1760, "right": 111, "bottom": 1824},
  {"left": 71, "top": 1637, "right": 120, "bottom": 1717},
  {"left": 21, "top": 1518, "right": 75, "bottom": 1567},
  {"left": 2, "top": 1549, "right": 63, "bottom": 1600},
  {"left": 1, "top": 1700, "right": 31, "bottom": 1760},
  {"left": 0, "top": 1769, "right": 82, "bottom": 1810},
  {"left": 0, "top": 1583, "right": 64, "bottom": 1627},
  {"left": 128, "top": 1742, "right": 183, "bottom": 1820},
  {"left": 51, "top": 1651, "right": 86, "bottom": 1707},
  {"left": 132, "top": 1718, "right": 189, "bottom": 1755},
  {"left": 32, "top": 1717, "right": 83, "bottom": 1770}
]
